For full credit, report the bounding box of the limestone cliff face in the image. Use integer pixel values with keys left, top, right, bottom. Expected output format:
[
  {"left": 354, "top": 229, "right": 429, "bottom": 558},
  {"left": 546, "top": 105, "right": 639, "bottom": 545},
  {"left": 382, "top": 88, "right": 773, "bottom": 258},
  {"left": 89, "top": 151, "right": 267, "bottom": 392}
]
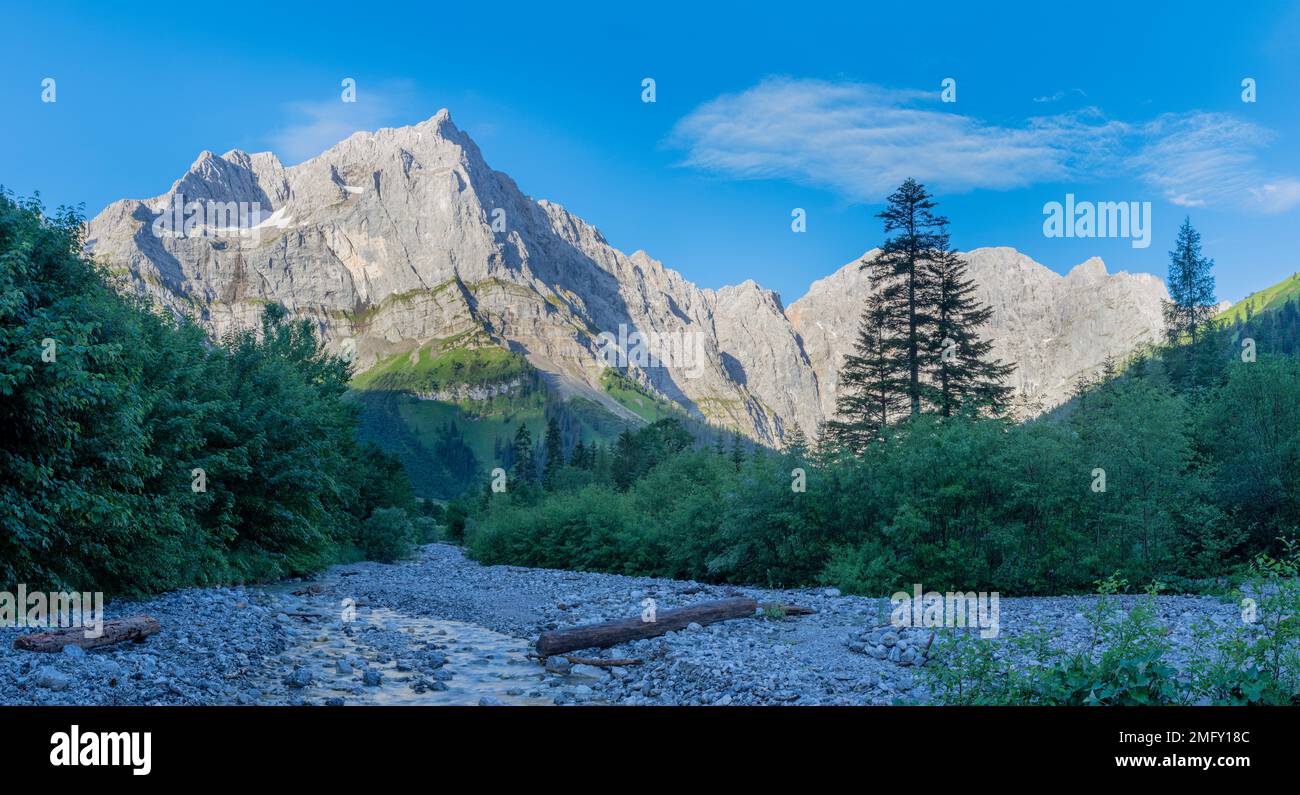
[
  {"left": 787, "top": 247, "right": 1170, "bottom": 420},
  {"left": 86, "top": 111, "right": 1168, "bottom": 444}
]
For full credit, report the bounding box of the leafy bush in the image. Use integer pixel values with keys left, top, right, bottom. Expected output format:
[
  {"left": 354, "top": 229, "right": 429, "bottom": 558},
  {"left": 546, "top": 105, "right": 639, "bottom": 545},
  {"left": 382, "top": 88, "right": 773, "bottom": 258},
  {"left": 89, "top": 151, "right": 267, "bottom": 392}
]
[
  {"left": 355, "top": 508, "right": 417, "bottom": 563},
  {"left": 926, "top": 576, "right": 1183, "bottom": 705},
  {"left": 411, "top": 516, "right": 442, "bottom": 545},
  {"left": 1188, "top": 542, "right": 1300, "bottom": 704},
  {"left": 0, "top": 193, "right": 414, "bottom": 594}
]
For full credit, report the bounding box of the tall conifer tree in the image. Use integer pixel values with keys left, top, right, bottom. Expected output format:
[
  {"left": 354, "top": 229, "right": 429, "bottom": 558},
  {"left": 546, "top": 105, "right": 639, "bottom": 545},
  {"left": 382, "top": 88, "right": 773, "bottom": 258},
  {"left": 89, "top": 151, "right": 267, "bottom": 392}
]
[
  {"left": 868, "top": 178, "right": 944, "bottom": 417},
  {"left": 826, "top": 293, "right": 908, "bottom": 449},
  {"left": 1164, "top": 217, "right": 1217, "bottom": 345},
  {"left": 926, "top": 247, "right": 1014, "bottom": 415},
  {"left": 830, "top": 178, "right": 1012, "bottom": 443}
]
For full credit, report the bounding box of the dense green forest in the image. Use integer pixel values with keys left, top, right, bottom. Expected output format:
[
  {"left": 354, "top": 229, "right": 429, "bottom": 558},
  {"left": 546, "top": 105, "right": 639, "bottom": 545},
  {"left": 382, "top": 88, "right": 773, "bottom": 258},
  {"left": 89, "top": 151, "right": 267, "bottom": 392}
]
[
  {"left": 0, "top": 194, "right": 429, "bottom": 596},
  {"left": 6, "top": 183, "right": 1298, "bottom": 605},
  {"left": 463, "top": 189, "right": 1300, "bottom": 597},
  {"left": 465, "top": 339, "right": 1299, "bottom": 595}
]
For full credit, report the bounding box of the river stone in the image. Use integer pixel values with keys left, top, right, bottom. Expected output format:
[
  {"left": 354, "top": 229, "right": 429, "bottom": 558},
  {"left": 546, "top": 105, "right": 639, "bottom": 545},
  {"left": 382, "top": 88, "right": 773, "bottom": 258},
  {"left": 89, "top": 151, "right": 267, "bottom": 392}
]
[
  {"left": 544, "top": 656, "right": 571, "bottom": 674},
  {"left": 568, "top": 663, "right": 606, "bottom": 679},
  {"left": 284, "top": 667, "right": 313, "bottom": 688},
  {"left": 34, "top": 667, "right": 71, "bottom": 691}
]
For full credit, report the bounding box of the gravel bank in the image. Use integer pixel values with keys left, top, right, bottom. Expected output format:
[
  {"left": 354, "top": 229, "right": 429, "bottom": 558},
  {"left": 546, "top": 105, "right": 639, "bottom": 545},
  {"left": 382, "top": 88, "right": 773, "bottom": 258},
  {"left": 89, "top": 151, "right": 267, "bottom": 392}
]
[{"left": 1, "top": 544, "right": 1249, "bottom": 706}]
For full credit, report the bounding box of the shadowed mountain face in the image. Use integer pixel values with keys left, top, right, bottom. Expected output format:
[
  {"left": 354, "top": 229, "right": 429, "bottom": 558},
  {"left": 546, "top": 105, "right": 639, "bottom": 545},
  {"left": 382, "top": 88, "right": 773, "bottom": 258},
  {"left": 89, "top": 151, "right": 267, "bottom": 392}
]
[{"left": 86, "top": 110, "right": 1168, "bottom": 444}]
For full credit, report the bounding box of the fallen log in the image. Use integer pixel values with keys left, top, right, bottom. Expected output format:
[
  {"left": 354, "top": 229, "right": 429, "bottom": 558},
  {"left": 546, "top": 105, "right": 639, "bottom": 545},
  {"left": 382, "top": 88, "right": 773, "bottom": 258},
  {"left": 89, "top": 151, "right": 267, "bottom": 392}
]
[
  {"left": 563, "top": 656, "right": 643, "bottom": 667},
  {"left": 760, "top": 602, "right": 816, "bottom": 617},
  {"left": 13, "top": 615, "right": 160, "bottom": 653},
  {"left": 537, "top": 597, "right": 757, "bottom": 656}
]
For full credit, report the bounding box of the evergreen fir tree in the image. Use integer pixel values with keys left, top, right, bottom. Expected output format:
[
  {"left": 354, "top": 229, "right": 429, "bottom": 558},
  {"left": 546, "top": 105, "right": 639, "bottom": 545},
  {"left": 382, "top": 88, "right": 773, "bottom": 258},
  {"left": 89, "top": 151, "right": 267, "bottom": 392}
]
[
  {"left": 612, "top": 429, "right": 638, "bottom": 490},
  {"left": 1101, "top": 354, "right": 1118, "bottom": 382},
  {"left": 826, "top": 293, "right": 907, "bottom": 449},
  {"left": 866, "top": 178, "right": 945, "bottom": 418},
  {"left": 784, "top": 423, "right": 809, "bottom": 458},
  {"left": 542, "top": 415, "right": 562, "bottom": 490},
  {"left": 729, "top": 431, "right": 745, "bottom": 471},
  {"left": 510, "top": 423, "right": 536, "bottom": 485},
  {"left": 569, "top": 438, "right": 588, "bottom": 469},
  {"left": 1164, "top": 217, "right": 1217, "bottom": 345},
  {"left": 926, "top": 246, "right": 1014, "bottom": 415},
  {"left": 830, "top": 178, "right": 1010, "bottom": 439}
]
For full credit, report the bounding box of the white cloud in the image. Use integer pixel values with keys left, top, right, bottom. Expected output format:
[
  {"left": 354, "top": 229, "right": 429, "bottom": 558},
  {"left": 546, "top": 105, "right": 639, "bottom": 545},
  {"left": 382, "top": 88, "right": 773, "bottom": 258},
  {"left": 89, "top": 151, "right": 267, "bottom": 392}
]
[
  {"left": 1250, "top": 178, "right": 1300, "bottom": 213},
  {"left": 670, "top": 78, "right": 1298, "bottom": 214},
  {"left": 1127, "top": 112, "right": 1298, "bottom": 213},
  {"left": 668, "top": 77, "right": 1125, "bottom": 202},
  {"left": 1033, "top": 88, "right": 1088, "bottom": 103}
]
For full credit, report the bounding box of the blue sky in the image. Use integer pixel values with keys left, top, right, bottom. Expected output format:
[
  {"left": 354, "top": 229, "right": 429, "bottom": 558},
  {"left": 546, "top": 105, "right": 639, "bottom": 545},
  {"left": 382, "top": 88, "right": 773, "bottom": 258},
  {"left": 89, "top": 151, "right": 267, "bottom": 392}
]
[{"left": 3, "top": 1, "right": 1299, "bottom": 304}]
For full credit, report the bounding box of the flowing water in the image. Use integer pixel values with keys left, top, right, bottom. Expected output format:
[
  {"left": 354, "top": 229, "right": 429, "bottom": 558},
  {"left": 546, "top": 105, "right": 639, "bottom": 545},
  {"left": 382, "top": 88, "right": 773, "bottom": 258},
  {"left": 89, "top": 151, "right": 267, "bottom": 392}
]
[{"left": 256, "top": 586, "right": 554, "bottom": 706}]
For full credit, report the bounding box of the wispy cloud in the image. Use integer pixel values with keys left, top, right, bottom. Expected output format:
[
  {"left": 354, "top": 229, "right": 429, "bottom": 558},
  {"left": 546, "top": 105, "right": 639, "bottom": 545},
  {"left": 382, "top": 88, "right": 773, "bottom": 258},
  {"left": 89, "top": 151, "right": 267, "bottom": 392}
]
[
  {"left": 265, "top": 81, "right": 417, "bottom": 164},
  {"left": 1033, "top": 88, "right": 1086, "bottom": 103},
  {"left": 668, "top": 77, "right": 1122, "bottom": 201},
  {"left": 1130, "top": 112, "right": 1300, "bottom": 213},
  {"left": 1249, "top": 179, "right": 1300, "bottom": 213},
  {"left": 670, "top": 77, "right": 1298, "bottom": 214}
]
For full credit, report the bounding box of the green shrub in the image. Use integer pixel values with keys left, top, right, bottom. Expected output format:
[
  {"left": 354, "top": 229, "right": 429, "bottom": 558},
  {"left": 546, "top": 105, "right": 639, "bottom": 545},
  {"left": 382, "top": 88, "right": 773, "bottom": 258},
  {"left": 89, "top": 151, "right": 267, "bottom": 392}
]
[
  {"left": 926, "top": 576, "right": 1184, "bottom": 705},
  {"left": 1188, "top": 541, "right": 1300, "bottom": 704},
  {"left": 0, "top": 194, "right": 414, "bottom": 594},
  {"left": 410, "top": 516, "right": 440, "bottom": 544},
  {"left": 356, "top": 508, "right": 417, "bottom": 563}
]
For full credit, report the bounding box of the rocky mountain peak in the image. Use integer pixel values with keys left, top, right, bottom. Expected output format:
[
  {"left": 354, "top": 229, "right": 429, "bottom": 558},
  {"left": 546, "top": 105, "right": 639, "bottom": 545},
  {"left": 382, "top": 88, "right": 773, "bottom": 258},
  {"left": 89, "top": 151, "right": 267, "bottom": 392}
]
[
  {"left": 1067, "top": 256, "right": 1110, "bottom": 283},
  {"left": 85, "top": 112, "right": 1170, "bottom": 444}
]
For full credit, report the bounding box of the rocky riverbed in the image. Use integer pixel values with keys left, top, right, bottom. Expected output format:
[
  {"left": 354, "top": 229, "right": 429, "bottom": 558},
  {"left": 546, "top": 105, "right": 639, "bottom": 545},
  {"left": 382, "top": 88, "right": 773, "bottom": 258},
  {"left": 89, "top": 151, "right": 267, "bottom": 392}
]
[{"left": 1, "top": 544, "right": 1251, "bottom": 706}]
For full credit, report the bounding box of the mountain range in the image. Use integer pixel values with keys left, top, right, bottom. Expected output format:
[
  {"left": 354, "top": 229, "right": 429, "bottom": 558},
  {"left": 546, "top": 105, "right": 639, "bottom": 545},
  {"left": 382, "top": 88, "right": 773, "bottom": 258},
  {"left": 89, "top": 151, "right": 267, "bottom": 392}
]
[{"left": 85, "top": 110, "right": 1171, "bottom": 445}]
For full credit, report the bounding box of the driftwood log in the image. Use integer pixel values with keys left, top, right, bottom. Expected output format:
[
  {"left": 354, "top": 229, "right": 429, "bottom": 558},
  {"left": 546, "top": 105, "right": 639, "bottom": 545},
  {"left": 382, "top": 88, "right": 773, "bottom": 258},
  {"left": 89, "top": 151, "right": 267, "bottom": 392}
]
[
  {"left": 760, "top": 603, "right": 816, "bottom": 616},
  {"left": 13, "top": 615, "right": 160, "bottom": 653},
  {"left": 563, "top": 656, "right": 643, "bottom": 667},
  {"left": 536, "top": 597, "right": 757, "bottom": 656}
]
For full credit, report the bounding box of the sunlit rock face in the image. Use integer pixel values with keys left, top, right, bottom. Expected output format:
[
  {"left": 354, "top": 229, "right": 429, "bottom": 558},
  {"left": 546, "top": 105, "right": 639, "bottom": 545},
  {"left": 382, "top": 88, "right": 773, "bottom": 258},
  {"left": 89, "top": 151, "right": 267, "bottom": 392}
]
[
  {"left": 788, "top": 247, "right": 1169, "bottom": 421},
  {"left": 87, "top": 112, "right": 1167, "bottom": 443}
]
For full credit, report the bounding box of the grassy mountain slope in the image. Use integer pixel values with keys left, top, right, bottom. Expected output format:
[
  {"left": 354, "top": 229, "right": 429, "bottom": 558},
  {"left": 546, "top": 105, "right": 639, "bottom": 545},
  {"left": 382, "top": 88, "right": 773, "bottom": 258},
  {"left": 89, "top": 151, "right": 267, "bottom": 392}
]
[
  {"left": 1216, "top": 272, "right": 1300, "bottom": 323},
  {"left": 350, "top": 335, "right": 689, "bottom": 498}
]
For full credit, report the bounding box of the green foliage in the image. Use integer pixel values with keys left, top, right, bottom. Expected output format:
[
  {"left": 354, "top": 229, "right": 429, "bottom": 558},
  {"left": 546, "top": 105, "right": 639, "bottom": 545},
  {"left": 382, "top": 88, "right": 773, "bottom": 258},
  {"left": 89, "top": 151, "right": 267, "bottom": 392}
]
[
  {"left": 444, "top": 499, "right": 469, "bottom": 543},
  {"left": 1215, "top": 271, "right": 1300, "bottom": 324},
  {"left": 0, "top": 194, "right": 414, "bottom": 595},
  {"left": 926, "top": 577, "right": 1183, "bottom": 706},
  {"left": 355, "top": 507, "right": 417, "bottom": 563},
  {"left": 352, "top": 339, "right": 532, "bottom": 393},
  {"left": 1188, "top": 542, "right": 1300, "bottom": 705},
  {"left": 352, "top": 390, "right": 480, "bottom": 500},
  {"left": 830, "top": 178, "right": 1012, "bottom": 443},
  {"left": 1195, "top": 357, "right": 1300, "bottom": 549},
  {"left": 464, "top": 335, "right": 1300, "bottom": 599},
  {"left": 1163, "top": 217, "right": 1217, "bottom": 345},
  {"left": 600, "top": 368, "right": 682, "bottom": 423}
]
